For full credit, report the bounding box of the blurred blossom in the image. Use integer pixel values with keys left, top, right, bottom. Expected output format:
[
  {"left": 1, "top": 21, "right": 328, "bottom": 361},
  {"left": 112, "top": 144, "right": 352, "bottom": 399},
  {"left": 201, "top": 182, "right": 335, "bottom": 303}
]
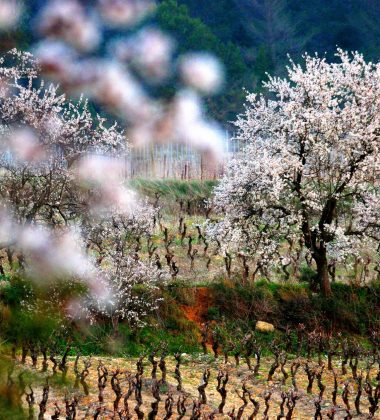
[
  {"left": 0, "top": 0, "right": 22, "bottom": 31},
  {"left": 113, "top": 28, "right": 174, "bottom": 80},
  {"left": 50, "top": 229, "right": 94, "bottom": 278},
  {"left": 8, "top": 127, "right": 46, "bottom": 162},
  {"left": 0, "top": 209, "right": 108, "bottom": 299},
  {"left": 34, "top": 40, "right": 76, "bottom": 80},
  {"left": 90, "top": 62, "right": 155, "bottom": 122},
  {"left": 30, "top": 2, "right": 225, "bottom": 161},
  {"left": 172, "top": 90, "right": 225, "bottom": 158},
  {"left": 97, "top": 0, "right": 155, "bottom": 28},
  {"left": 179, "top": 53, "right": 224, "bottom": 94},
  {"left": 92, "top": 185, "right": 138, "bottom": 216},
  {"left": 128, "top": 89, "right": 225, "bottom": 159},
  {"left": 0, "top": 208, "right": 16, "bottom": 246},
  {"left": 65, "top": 293, "right": 109, "bottom": 322},
  {"left": 87, "top": 276, "right": 113, "bottom": 302},
  {"left": 127, "top": 123, "right": 154, "bottom": 147},
  {"left": 75, "top": 154, "right": 125, "bottom": 187},
  {"left": 17, "top": 225, "right": 50, "bottom": 254},
  {"left": 18, "top": 226, "right": 95, "bottom": 281},
  {"left": 173, "top": 89, "right": 203, "bottom": 126},
  {"left": 74, "top": 155, "right": 138, "bottom": 216},
  {"left": 179, "top": 119, "right": 225, "bottom": 159},
  {"left": 38, "top": 0, "right": 101, "bottom": 52},
  {"left": 50, "top": 59, "right": 100, "bottom": 94},
  {"left": 0, "top": 208, "right": 99, "bottom": 286},
  {"left": 65, "top": 297, "right": 89, "bottom": 321}
]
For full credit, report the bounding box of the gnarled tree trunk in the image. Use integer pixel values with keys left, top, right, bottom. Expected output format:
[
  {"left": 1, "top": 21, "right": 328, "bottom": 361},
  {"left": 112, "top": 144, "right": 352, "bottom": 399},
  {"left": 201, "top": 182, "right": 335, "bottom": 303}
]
[{"left": 313, "top": 248, "right": 332, "bottom": 297}]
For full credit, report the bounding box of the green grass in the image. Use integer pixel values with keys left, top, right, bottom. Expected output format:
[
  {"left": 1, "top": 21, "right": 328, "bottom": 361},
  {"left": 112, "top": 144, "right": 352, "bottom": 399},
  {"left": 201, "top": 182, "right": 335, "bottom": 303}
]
[
  {"left": 129, "top": 178, "right": 218, "bottom": 214},
  {"left": 53, "top": 322, "right": 201, "bottom": 356},
  {"left": 210, "top": 278, "right": 380, "bottom": 334},
  {"left": 129, "top": 178, "right": 217, "bottom": 198}
]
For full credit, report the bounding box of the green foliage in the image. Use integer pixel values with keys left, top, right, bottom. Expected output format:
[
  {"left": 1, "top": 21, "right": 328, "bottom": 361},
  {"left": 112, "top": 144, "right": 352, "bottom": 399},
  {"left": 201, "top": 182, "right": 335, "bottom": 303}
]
[
  {"left": 211, "top": 279, "right": 380, "bottom": 334},
  {"left": 177, "top": 0, "right": 252, "bottom": 46},
  {"left": 254, "top": 46, "right": 275, "bottom": 84},
  {"left": 61, "top": 322, "right": 200, "bottom": 356},
  {"left": 157, "top": 0, "right": 247, "bottom": 76},
  {"left": 166, "top": 279, "right": 196, "bottom": 306},
  {"left": 129, "top": 177, "right": 217, "bottom": 197},
  {"left": 206, "top": 306, "right": 220, "bottom": 321},
  {"left": 4, "top": 309, "right": 60, "bottom": 345},
  {"left": 44, "top": 287, "right": 202, "bottom": 355},
  {"left": 0, "top": 275, "right": 73, "bottom": 347},
  {"left": 156, "top": 0, "right": 380, "bottom": 123},
  {"left": 299, "top": 265, "right": 318, "bottom": 284},
  {"left": 129, "top": 178, "right": 217, "bottom": 214},
  {"left": 0, "top": 275, "right": 31, "bottom": 307},
  {"left": 309, "top": 281, "right": 380, "bottom": 334},
  {"left": 2, "top": 274, "right": 378, "bottom": 356},
  {"left": 156, "top": 0, "right": 253, "bottom": 122}
]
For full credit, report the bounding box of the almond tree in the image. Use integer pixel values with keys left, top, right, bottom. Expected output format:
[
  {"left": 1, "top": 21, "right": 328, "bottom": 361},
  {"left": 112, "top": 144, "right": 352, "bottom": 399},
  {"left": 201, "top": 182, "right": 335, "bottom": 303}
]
[
  {"left": 0, "top": 51, "right": 168, "bottom": 330},
  {"left": 0, "top": 50, "right": 125, "bottom": 226},
  {"left": 0, "top": 50, "right": 127, "bottom": 281},
  {"left": 210, "top": 50, "right": 380, "bottom": 295},
  {"left": 81, "top": 203, "right": 169, "bottom": 334}
]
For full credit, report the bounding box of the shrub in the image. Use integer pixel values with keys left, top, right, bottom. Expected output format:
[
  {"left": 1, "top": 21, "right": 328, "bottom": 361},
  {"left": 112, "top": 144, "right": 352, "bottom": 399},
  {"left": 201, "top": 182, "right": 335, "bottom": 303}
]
[{"left": 209, "top": 278, "right": 380, "bottom": 334}]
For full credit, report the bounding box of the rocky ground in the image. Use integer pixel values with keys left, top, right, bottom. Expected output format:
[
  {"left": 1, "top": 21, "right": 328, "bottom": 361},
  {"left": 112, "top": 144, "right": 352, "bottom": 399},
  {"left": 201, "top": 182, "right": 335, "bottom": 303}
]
[{"left": 16, "top": 351, "right": 377, "bottom": 419}]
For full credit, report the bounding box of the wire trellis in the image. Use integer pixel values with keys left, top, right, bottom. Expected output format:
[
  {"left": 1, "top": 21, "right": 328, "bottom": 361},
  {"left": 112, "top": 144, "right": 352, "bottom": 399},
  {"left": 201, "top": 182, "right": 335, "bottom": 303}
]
[{"left": 125, "top": 131, "right": 242, "bottom": 179}]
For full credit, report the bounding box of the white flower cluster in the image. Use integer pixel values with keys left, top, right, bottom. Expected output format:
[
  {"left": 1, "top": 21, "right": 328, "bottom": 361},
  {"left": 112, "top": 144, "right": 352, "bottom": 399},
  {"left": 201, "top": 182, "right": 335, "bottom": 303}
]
[
  {"left": 208, "top": 50, "right": 380, "bottom": 291},
  {"left": 31, "top": 0, "right": 225, "bottom": 159},
  {"left": 0, "top": 51, "right": 167, "bottom": 326},
  {"left": 82, "top": 257, "right": 168, "bottom": 328},
  {"left": 80, "top": 200, "right": 168, "bottom": 326}
]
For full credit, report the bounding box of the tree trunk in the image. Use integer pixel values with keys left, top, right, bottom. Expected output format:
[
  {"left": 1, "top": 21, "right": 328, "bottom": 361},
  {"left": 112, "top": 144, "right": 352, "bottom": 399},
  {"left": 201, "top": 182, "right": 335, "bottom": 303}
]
[
  {"left": 314, "top": 249, "right": 332, "bottom": 296},
  {"left": 112, "top": 316, "right": 119, "bottom": 338}
]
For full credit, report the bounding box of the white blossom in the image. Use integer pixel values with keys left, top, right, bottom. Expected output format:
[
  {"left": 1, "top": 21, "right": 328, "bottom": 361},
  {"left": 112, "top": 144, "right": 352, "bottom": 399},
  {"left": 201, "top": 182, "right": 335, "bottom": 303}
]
[
  {"left": 179, "top": 53, "right": 224, "bottom": 94},
  {"left": 37, "top": 0, "right": 101, "bottom": 52},
  {"left": 97, "top": 0, "right": 155, "bottom": 28},
  {"left": 209, "top": 50, "right": 380, "bottom": 294},
  {"left": 0, "top": 0, "right": 22, "bottom": 31}
]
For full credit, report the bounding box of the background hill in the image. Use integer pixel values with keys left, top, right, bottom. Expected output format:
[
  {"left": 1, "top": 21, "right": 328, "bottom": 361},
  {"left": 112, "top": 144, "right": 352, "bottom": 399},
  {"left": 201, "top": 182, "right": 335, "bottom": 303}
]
[
  {"left": 3, "top": 0, "right": 380, "bottom": 125},
  {"left": 157, "top": 0, "right": 380, "bottom": 123}
]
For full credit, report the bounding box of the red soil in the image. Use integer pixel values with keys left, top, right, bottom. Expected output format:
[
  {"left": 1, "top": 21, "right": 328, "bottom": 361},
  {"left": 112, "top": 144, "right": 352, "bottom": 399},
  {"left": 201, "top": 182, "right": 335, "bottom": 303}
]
[{"left": 180, "top": 286, "right": 214, "bottom": 327}]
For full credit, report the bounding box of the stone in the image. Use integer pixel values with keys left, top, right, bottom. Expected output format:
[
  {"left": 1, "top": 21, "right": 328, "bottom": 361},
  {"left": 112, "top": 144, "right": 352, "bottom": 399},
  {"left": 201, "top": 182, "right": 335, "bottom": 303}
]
[{"left": 255, "top": 321, "right": 275, "bottom": 332}]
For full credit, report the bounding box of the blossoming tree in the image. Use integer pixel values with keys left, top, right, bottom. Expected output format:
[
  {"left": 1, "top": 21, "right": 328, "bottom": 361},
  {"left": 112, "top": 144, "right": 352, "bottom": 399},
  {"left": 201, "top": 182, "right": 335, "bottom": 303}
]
[
  {"left": 0, "top": 50, "right": 167, "bottom": 329},
  {"left": 81, "top": 202, "right": 168, "bottom": 334},
  {"left": 210, "top": 50, "right": 380, "bottom": 295},
  {"left": 0, "top": 50, "right": 125, "bottom": 227}
]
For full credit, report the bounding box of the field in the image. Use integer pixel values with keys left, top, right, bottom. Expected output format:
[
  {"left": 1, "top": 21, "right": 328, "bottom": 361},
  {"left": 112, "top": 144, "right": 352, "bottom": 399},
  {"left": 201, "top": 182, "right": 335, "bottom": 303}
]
[
  {"left": 2, "top": 18, "right": 380, "bottom": 417},
  {"left": 5, "top": 332, "right": 380, "bottom": 419},
  {"left": 1, "top": 178, "right": 380, "bottom": 418}
]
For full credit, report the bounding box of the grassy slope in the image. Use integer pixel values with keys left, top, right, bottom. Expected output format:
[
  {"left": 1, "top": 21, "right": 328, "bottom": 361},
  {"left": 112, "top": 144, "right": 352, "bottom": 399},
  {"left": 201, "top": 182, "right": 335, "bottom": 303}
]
[{"left": 1, "top": 180, "right": 379, "bottom": 357}]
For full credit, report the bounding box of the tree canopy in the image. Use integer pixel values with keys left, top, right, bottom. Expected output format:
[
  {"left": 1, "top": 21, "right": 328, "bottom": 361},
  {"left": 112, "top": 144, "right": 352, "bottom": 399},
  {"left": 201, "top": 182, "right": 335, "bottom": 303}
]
[{"left": 209, "top": 50, "right": 380, "bottom": 295}]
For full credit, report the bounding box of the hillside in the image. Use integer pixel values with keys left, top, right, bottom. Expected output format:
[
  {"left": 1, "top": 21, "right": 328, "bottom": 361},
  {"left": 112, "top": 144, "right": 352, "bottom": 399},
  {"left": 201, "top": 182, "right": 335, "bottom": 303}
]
[
  {"left": 2, "top": 0, "right": 380, "bottom": 126},
  {"left": 157, "top": 0, "right": 380, "bottom": 122}
]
